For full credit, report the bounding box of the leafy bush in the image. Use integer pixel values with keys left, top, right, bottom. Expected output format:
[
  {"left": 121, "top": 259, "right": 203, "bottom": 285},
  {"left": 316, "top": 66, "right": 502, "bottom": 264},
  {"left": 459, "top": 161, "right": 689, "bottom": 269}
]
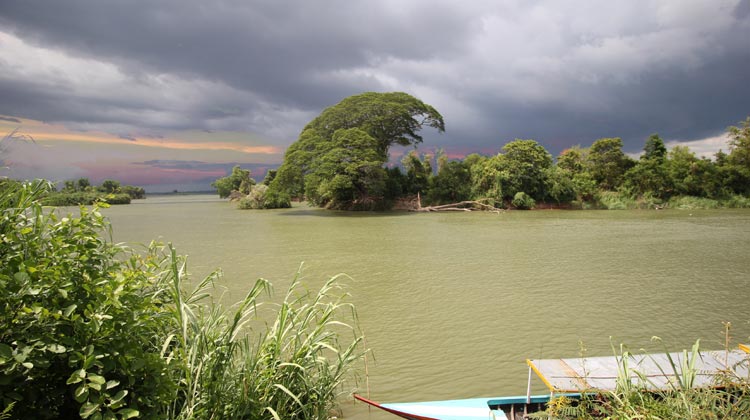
[
  {"left": 511, "top": 191, "right": 535, "bottom": 209},
  {"left": 238, "top": 184, "right": 292, "bottom": 209},
  {"left": 238, "top": 184, "right": 266, "bottom": 209},
  {"left": 120, "top": 186, "right": 145, "bottom": 199},
  {"left": 1, "top": 181, "right": 172, "bottom": 419},
  {"left": 1, "top": 181, "right": 364, "bottom": 419}
]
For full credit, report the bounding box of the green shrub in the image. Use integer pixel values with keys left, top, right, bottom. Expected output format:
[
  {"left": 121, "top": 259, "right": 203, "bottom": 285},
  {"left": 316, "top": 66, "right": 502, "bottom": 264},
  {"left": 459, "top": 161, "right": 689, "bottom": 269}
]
[
  {"left": 1, "top": 181, "right": 170, "bottom": 419},
  {"left": 238, "top": 184, "right": 268, "bottom": 209},
  {"left": 121, "top": 186, "right": 146, "bottom": 199},
  {"left": 1, "top": 181, "right": 364, "bottom": 419},
  {"left": 238, "top": 184, "right": 293, "bottom": 210},
  {"left": 511, "top": 192, "right": 535, "bottom": 209}
]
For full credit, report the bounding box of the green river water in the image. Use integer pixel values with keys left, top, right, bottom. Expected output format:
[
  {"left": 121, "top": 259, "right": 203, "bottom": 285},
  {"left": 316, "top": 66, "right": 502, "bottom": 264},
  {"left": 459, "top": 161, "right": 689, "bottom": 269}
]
[{"left": 102, "top": 194, "right": 750, "bottom": 419}]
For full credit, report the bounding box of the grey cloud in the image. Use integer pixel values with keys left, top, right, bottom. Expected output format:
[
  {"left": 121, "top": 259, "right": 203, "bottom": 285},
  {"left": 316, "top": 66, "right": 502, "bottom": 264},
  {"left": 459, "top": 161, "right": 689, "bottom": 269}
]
[{"left": 1, "top": 0, "right": 749, "bottom": 157}]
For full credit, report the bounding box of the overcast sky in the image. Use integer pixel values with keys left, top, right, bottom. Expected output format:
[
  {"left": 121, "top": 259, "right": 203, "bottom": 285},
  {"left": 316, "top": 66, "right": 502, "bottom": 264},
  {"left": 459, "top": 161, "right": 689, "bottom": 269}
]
[{"left": 2, "top": 0, "right": 749, "bottom": 191}]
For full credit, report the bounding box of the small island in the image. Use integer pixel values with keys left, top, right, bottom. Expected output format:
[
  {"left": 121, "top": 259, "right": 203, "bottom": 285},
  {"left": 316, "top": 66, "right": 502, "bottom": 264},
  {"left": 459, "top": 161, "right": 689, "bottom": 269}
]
[
  {"left": 214, "top": 92, "right": 750, "bottom": 212},
  {"left": 0, "top": 177, "right": 146, "bottom": 206}
]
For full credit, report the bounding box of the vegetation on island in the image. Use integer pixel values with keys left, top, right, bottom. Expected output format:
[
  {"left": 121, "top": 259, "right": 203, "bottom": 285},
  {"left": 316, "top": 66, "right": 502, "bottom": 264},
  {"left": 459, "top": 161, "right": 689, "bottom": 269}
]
[
  {"left": 0, "top": 181, "right": 365, "bottom": 419},
  {"left": 40, "top": 178, "right": 145, "bottom": 206},
  {"left": 214, "top": 92, "right": 750, "bottom": 211},
  {"left": 0, "top": 177, "right": 146, "bottom": 207}
]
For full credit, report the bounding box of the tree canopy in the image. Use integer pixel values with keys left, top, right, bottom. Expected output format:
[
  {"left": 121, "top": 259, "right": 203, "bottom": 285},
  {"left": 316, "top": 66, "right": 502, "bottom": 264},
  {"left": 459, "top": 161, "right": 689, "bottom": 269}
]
[
  {"left": 267, "top": 92, "right": 445, "bottom": 209},
  {"left": 212, "top": 165, "right": 254, "bottom": 198}
]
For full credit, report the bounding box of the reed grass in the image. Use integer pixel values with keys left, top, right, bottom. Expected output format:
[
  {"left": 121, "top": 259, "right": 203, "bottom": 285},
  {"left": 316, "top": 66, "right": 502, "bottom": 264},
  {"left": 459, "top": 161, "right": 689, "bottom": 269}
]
[
  {"left": 159, "top": 248, "right": 365, "bottom": 420},
  {"left": 536, "top": 329, "right": 750, "bottom": 419}
]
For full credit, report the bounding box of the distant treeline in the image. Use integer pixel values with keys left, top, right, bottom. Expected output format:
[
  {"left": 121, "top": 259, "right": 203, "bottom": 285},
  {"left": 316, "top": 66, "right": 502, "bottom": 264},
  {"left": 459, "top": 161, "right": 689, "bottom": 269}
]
[{"left": 0, "top": 177, "right": 145, "bottom": 206}]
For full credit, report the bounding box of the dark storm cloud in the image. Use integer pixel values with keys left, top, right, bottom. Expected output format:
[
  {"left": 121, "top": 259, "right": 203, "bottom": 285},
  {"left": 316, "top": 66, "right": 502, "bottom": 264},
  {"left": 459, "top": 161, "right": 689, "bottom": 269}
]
[{"left": 1, "top": 0, "right": 750, "bottom": 156}]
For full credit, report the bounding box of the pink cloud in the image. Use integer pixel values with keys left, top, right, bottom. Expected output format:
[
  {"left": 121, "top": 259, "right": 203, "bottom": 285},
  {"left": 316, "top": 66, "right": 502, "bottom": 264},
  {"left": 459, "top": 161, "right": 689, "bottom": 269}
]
[{"left": 77, "top": 162, "right": 225, "bottom": 186}]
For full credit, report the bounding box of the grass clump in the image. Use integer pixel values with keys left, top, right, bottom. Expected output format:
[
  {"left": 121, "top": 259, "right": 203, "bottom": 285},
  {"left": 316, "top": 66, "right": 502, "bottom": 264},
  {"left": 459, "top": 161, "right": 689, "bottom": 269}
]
[
  {"left": 534, "top": 331, "right": 750, "bottom": 419},
  {"left": 596, "top": 191, "right": 635, "bottom": 210},
  {"left": 723, "top": 195, "right": 750, "bottom": 208},
  {"left": 0, "top": 180, "right": 364, "bottom": 419},
  {"left": 668, "top": 195, "right": 720, "bottom": 210}
]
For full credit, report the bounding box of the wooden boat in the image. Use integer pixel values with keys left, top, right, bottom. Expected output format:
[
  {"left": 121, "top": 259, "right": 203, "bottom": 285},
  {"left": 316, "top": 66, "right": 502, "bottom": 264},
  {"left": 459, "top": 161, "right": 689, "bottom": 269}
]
[
  {"left": 354, "top": 345, "right": 750, "bottom": 420},
  {"left": 354, "top": 393, "right": 555, "bottom": 420}
]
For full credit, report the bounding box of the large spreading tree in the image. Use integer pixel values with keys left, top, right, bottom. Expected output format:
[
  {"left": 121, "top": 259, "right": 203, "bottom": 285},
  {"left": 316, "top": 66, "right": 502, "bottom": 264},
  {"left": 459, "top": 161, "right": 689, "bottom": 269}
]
[{"left": 268, "top": 92, "right": 444, "bottom": 209}]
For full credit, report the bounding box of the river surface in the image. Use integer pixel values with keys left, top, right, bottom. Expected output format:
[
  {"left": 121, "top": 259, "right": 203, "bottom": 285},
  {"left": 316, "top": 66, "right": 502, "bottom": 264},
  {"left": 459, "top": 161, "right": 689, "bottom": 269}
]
[{"left": 101, "top": 194, "right": 750, "bottom": 419}]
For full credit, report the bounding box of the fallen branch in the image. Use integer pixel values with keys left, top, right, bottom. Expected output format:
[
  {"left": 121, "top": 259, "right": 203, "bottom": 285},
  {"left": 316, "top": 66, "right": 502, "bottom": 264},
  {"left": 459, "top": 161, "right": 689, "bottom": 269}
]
[{"left": 412, "top": 199, "right": 505, "bottom": 213}]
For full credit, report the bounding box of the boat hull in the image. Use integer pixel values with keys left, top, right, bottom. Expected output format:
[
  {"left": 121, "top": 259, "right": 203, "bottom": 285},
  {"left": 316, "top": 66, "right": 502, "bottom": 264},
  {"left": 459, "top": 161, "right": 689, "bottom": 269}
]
[{"left": 353, "top": 394, "right": 555, "bottom": 420}]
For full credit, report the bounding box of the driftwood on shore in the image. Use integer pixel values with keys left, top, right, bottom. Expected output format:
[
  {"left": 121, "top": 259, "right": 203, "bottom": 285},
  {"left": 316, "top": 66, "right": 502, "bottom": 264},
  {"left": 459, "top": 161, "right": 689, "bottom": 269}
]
[{"left": 411, "top": 196, "right": 505, "bottom": 213}]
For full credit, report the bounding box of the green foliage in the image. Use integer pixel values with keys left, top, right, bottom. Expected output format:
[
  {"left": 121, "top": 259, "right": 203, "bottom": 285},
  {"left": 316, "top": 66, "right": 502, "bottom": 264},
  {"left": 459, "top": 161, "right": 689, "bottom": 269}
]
[
  {"left": 723, "top": 194, "right": 750, "bottom": 208},
  {"left": 62, "top": 180, "right": 77, "bottom": 193},
  {"left": 301, "top": 91, "right": 444, "bottom": 159},
  {"left": 120, "top": 185, "right": 145, "bottom": 199},
  {"left": 467, "top": 139, "right": 552, "bottom": 206},
  {"left": 468, "top": 154, "right": 504, "bottom": 207},
  {"left": 584, "top": 338, "right": 750, "bottom": 419},
  {"left": 557, "top": 146, "right": 588, "bottom": 174},
  {"left": 99, "top": 179, "right": 121, "bottom": 194},
  {"left": 622, "top": 157, "right": 671, "bottom": 199},
  {"left": 727, "top": 116, "right": 750, "bottom": 169},
  {"left": 238, "top": 184, "right": 267, "bottom": 209},
  {"left": 269, "top": 92, "right": 444, "bottom": 209},
  {"left": 535, "top": 335, "right": 750, "bottom": 419},
  {"left": 1, "top": 181, "right": 364, "bottom": 419},
  {"left": 587, "top": 137, "right": 633, "bottom": 190},
  {"left": 642, "top": 133, "right": 667, "bottom": 162},
  {"left": 0, "top": 181, "right": 171, "bottom": 419},
  {"left": 500, "top": 139, "right": 553, "bottom": 200},
  {"left": 40, "top": 192, "right": 131, "bottom": 206},
  {"left": 77, "top": 178, "right": 92, "bottom": 191},
  {"left": 237, "top": 184, "right": 291, "bottom": 209},
  {"left": 212, "top": 165, "right": 254, "bottom": 198},
  {"left": 511, "top": 192, "right": 536, "bottom": 209},
  {"left": 596, "top": 191, "right": 635, "bottom": 210},
  {"left": 543, "top": 166, "right": 576, "bottom": 204},
  {"left": 401, "top": 151, "right": 433, "bottom": 195},
  {"left": 261, "top": 169, "right": 277, "bottom": 186},
  {"left": 161, "top": 257, "right": 364, "bottom": 420},
  {"left": 724, "top": 116, "right": 750, "bottom": 195},
  {"left": 304, "top": 128, "right": 387, "bottom": 209},
  {"left": 426, "top": 160, "right": 471, "bottom": 205},
  {"left": 665, "top": 146, "right": 722, "bottom": 198},
  {"left": 52, "top": 179, "right": 143, "bottom": 203},
  {"left": 254, "top": 113, "right": 750, "bottom": 211}
]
